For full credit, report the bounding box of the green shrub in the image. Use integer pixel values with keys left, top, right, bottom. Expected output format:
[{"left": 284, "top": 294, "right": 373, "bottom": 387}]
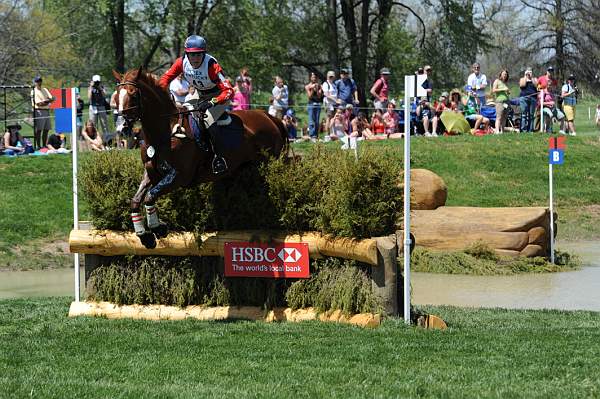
[
  {"left": 79, "top": 147, "right": 403, "bottom": 239},
  {"left": 286, "top": 258, "right": 381, "bottom": 315},
  {"left": 87, "top": 256, "right": 383, "bottom": 313}
]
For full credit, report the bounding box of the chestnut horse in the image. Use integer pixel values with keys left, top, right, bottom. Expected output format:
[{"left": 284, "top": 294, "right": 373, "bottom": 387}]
[{"left": 113, "top": 68, "right": 288, "bottom": 248}]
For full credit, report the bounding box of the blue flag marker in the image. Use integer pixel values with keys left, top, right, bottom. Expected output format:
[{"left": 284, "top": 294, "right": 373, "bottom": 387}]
[
  {"left": 549, "top": 149, "right": 564, "bottom": 165},
  {"left": 55, "top": 108, "right": 72, "bottom": 133}
]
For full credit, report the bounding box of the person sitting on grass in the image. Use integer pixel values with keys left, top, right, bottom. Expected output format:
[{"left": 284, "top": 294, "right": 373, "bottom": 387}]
[
  {"left": 46, "top": 133, "right": 71, "bottom": 153},
  {"left": 464, "top": 86, "right": 490, "bottom": 134},
  {"left": 383, "top": 101, "right": 399, "bottom": 135},
  {"left": 327, "top": 108, "right": 347, "bottom": 141},
  {"left": 416, "top": 97, "right": 435, "bottom": 137},
  {"left": 370, "top": 109, "right": 386, "bottom": 138},
  {"left": 81, "top": 120, "right": 105, "bottom": 151},
  {"left": 3, "top": 124, "right": 33, "bottom": 155},
  {"left": 431, "top": 92, "right": 450, "bottom": 136},
  {"left": 351, "top": 112, "right": 373, "bottom": 140}
]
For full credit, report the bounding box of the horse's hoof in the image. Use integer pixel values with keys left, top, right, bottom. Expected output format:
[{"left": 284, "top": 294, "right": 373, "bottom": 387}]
[
  {"left": 138, "top": 231, "right": 156, "bottom": 249},
  {"left": 151, "top": 222, "right": 169, "bottom": 239}
]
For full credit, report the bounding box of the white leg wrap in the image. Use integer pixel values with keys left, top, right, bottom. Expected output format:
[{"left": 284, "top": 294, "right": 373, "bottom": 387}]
[
  {"left": 131, "top": 212, "right": 146, "bottom": 235},
  {"left": 145, "top": 205, "right": 160, "bottom": 229}
]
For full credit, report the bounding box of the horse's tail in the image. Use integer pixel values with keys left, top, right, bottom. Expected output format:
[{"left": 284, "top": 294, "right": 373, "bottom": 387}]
[{"left": 265, "top": 112, "right": 291, "bottom": 159}]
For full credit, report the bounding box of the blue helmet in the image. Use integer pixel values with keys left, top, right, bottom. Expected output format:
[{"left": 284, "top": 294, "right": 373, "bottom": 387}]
[
  {"left": 184, "top": 35, "right": 206, "bottom": 53},
  {"left": 286, "top": 109, "right": 295, "bottom": 117}
]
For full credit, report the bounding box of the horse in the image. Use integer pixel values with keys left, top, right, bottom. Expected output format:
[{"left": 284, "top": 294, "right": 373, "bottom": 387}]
[{"left": 113, "top": 67, "right": 288, "bottom": 249}]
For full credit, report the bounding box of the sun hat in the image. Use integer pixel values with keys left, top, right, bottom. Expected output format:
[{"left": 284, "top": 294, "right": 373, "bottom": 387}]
[
  {"left": 92, "top": 75, "right": 101, "bottom": 82},
  {"left": 380, "top": 68, "right": 391, "bottom": 75},
  {"left": 327, "top": 70, "right": 335, "bottom": 78}
]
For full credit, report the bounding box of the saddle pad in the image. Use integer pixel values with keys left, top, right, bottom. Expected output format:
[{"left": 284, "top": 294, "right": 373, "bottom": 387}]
[{"left": 213, "top": 115, "right": 244, "bottom": 152}]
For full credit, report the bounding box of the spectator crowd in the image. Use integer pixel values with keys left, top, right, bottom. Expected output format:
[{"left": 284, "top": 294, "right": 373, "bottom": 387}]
[{"left": 2, "top": 62, "right": 584, "bottom": 157}]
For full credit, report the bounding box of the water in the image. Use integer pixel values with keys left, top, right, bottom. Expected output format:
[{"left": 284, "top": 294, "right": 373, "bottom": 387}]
[
  {"left": 0, "top": 243, "right": 598, "bottom": 310},
  {"left": 0, "top": 267, "right": 84, "bottom": 299},
  {"left": 412, "top": 241, "right": 600, "bottom": 310}
]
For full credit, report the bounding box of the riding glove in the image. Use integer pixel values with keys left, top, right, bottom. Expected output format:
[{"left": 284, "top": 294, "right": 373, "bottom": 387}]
[{"left": 197, "top": 99, "right": 216, "bottom": 112}]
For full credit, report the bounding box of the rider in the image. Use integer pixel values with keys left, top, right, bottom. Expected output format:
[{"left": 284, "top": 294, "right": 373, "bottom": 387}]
[{"left": 159, "top": 34, "right": 233, "bottom": 174}]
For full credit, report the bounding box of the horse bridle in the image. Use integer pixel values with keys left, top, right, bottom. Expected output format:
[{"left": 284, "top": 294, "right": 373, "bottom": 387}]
[{"left": 117, "top": 80, "right": 142, "bottom": 126}]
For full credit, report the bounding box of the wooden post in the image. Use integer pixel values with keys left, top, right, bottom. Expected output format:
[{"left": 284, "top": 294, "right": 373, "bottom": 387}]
[{"left": 372, "top": 235, "right": 398, "bottom": 315}]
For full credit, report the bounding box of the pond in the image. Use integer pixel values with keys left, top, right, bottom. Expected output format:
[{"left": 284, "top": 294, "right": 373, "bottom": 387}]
[
  {"left": 0, "top": 242, "right": 598, "bottom": 310},
  {"left": 412, "top": 241, "right": 600, "bottom": 310}
]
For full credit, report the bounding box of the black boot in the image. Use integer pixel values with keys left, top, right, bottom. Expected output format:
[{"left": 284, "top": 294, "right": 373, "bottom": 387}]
[
  {"left": 207, "top": 124, "right": 228, "bottom": 175},
  {"left": 191, "top": 115, "right": 210, "bottom": 151}
]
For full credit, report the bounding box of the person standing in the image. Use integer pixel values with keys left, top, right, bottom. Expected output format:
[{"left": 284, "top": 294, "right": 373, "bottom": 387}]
[
  {"left": 305, "top": 72, "right": 323, "bottom": 140},
  {"left": 30, "top": 76, "right": 54, "bottom": 149},
  {"left": 518, "top": 68, "right": 538, "bottom": 133},
  {"left": 467, "top": 62, "right": 488, "bottom": 107},
  {"left": 492, "top": 69, "right": 510, "bottom": 134},
  {"left": 370, "top": 68, "right": 391, "bottom": 111},
  {"left": 335, "top": 68, "right": 359, "bottom": 110},
  {"left": 231, "top": 77, "right": 249, "bottom": 111},
  {"left": 322, "top": 71, "right": 339, "bottom": 130},
  {"left": 88, "top": 75, "right": 109, "bottom": 137},
  {"left": 238, "top": 67, "right": 253, "bottom": 108},
  {"left": 272, "top": 76, "right": 289, "bottom": 119},
  {"left": 561, "top": 75, "right": 578, "bottom": 136}
]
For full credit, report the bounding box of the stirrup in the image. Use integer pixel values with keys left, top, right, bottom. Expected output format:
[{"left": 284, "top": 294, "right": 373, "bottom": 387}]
[{"left": 212, "top": 155, "right": 228, "bottom": 175}]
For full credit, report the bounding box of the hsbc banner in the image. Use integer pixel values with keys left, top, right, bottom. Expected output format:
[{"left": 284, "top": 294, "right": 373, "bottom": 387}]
[{"left": 224, "top": 242, "right": 310, "bottom": 278}]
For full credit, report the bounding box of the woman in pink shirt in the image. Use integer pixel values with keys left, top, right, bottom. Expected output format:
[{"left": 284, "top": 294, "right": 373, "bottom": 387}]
[{"left": 231, "top": 77, "right": 249, "bottom": 111}]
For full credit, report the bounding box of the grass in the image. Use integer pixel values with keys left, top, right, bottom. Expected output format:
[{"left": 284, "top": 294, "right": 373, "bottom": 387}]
[{"left": 2, "top": 297, "right": 600, "bottom": 398}]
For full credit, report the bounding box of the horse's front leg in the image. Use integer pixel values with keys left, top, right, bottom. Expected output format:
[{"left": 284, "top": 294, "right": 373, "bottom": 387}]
[
  {"left": 142, "top": 160, "right": 180, "bottom": 239},
  {"left": 131, "top": 168, "right": 157, "bottom": 249}
]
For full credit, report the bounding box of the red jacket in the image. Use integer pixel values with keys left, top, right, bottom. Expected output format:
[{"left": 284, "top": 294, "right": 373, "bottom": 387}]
[{"left": 159, "top": 56, "right": 233, "bottom": 104}]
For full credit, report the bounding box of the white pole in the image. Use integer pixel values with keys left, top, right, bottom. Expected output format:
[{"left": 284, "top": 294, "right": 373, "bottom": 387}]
[
  {"left": 540, "top": 91, "right": 544, "bottom": 133},
  {"left": 403, "top": 76, "right": 411, "bottom": 324},
  {"left": 71, "top": 87, "right": 80, "bottom": 302},
  {"left": 549, "top": 161, "right": 555, "bottom": 263}
]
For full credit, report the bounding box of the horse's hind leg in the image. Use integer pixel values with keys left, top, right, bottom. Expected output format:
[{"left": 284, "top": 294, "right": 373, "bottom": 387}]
[{"left": 131, "top": 169, "right": 157, "bottom": 249}]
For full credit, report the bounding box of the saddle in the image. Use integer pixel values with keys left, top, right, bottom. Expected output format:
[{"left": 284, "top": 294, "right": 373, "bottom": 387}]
[{"left": 171, "top": 109, "right": 244, "bottom": 154}]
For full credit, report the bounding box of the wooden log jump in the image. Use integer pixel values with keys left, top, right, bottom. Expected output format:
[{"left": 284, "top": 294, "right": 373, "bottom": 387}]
[
  {"left": 69, "top": 229, "right": 379, "bottom": 265},
  {"left": 69, "top": 229, "right": 402, "bottom": 316}
]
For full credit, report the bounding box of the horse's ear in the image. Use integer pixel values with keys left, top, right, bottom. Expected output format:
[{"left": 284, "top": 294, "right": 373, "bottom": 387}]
[
  {"left": 136, "top": 65, "right": 144, "bottom": 80},
  {"left": 112, "top": 70, "right": 122, "bottom": 82}
]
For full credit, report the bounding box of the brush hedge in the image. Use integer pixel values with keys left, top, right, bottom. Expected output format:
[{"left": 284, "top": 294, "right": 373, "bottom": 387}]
[
  {"left": 79, "top": 146, "right": 403, "bottom": 238},
  {"left": 86, "top": 257, "right": 381, "bottom": 314},
  {"left": 80, "top": 146, "right": 401, "bottom": 312}
]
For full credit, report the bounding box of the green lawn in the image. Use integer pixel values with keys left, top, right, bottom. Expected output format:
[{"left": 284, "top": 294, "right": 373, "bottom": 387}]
[{"left": 1, "top": 297, "right": 600, "bottom": 398}]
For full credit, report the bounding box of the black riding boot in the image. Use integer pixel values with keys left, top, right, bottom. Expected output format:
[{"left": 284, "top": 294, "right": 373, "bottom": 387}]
[
  {"left": 194, "top": 127, "right": 211, "bottom": 152},
  {"left": 207, "top": 123, "right": 228, "bottom": 175}
]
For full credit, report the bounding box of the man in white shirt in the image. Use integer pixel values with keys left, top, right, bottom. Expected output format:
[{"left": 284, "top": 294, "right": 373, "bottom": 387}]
[
  {"left": 467, "top": 62, "right": 487, "bottom": 107},
  {"left": 169, "top": 73, "right": 190, "bottom": 105}
]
